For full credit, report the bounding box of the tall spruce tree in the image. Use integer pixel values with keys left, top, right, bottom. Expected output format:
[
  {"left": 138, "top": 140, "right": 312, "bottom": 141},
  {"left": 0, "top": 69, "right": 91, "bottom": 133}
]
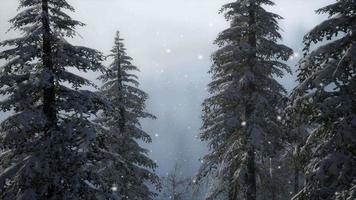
[
  {"left": 197, "top": 0, "right": 293, "bottom": 199},
  {"left": 291, "top": 1, "right": 356, "bottom": 199},
  {"left": 0, "top": 0, "right": 107, "bottom": 199},
  {"left": 95, "top": 32, "right": 160, "bottom": 200}
]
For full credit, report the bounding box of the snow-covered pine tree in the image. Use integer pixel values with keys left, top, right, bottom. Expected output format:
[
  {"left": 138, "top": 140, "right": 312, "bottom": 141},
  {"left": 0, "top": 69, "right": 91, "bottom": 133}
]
[
  {"left": 197, "top": 0, "right": 293, "bottom": 199},
  {"left": 95, "top": 31, "right": 160, "bottom": 200},
  {"left": 0, "top": 0, "right": 108, "bottom": 199},
  {"left": 291, "top": 1, "right": 356, "bottom": 199}
]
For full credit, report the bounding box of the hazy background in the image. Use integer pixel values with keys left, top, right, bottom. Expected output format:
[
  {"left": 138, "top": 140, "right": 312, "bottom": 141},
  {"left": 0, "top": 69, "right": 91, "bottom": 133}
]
[{"left": 0, "top": 0, "right": 333, "bottom": 177}]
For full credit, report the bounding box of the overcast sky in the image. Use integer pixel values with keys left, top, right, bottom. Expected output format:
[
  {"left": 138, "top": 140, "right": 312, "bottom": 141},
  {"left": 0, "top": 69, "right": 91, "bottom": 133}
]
[{"left": 0, "top": 0, "right": 334, "bottom": 176}]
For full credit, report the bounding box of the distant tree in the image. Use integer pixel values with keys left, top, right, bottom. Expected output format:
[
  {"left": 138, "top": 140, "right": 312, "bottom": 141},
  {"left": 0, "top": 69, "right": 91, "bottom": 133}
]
[
  {"left": 197, "top": 0, "right": 293, "bottom": 199},
  {"left": 291, "top": 0, "right": 356, "bottom": 199},
  {"left": 0, "top": 0, "right": 107, "bottom": 199},
  {"left": 159, "top": 164, "right": 190, "bottom": 200},
  {"left": 95, "top": 31, "right": 160, "bottom": 200}
]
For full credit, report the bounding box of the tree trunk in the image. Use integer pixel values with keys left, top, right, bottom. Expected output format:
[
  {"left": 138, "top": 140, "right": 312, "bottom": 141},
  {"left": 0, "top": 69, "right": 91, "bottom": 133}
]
[
  {"left": 116, "top": 44, "right": 129, "bottom": 199},
  {"left": 41, "top": 0, "right": 57, "bottom": 198},
  {"left": 271, "top": 184, "right": 276, "bottom": 200},
  {"left": 42, "top": 0, "right": 57, "bottom": 128},
  {"left": 173, "top": 175, "right": 177, "bottom": 200},
  {"left": 270, "top": 158, "right": 276, "bottom": 200},
  {"left": 118, "top": 61, "right": 125, "bottom": 135},
  {"left": 294, "top": 166, "right": 299, "bottom": 195},
  {"left": 229, "top": 2, "right": 258, "bottom": 200},
  {"left": 246, "top": 3, "right": 257, "bottom": 200},
  {"left": 246, "top": 148, "right": 257, "bottom": 200},
  {"left": 294, "top": 145, "right": 300, "bottom": 195}
]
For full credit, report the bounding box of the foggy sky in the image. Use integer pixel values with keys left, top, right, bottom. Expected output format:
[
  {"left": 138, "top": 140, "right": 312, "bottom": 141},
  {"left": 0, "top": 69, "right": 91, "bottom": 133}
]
[{"left": 0, "top": 0, "right": 334, "bottom": 176}]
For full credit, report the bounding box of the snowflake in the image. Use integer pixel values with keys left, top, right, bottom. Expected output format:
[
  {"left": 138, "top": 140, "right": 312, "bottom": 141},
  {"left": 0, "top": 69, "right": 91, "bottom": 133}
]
[{"left": 111, "top": 185, "right": 118, "bottom": 192}]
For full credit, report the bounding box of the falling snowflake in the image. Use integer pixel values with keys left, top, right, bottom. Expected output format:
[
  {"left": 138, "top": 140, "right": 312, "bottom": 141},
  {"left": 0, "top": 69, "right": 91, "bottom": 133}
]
[{"left": 111, "top": 185, "right": 118, "bottom": 192}]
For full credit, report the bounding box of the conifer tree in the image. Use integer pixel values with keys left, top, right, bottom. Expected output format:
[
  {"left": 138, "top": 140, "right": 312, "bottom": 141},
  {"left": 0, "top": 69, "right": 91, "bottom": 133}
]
[
  {"left": 0, "top": 0, "right": 107, "bottom": 199},
  {"left": 291, "top": 1, "right": 356, "bottom": 199},
  {"left": 95, "top": 31, "right": 160, "bottom": 200},
  {"left": 197, "top": 0, "right": 293, "bottom": 199}
]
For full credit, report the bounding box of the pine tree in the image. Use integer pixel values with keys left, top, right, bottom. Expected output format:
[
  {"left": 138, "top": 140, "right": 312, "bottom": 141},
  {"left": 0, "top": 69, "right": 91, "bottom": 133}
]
[
  {"left": 291, "top": 1, "right": 356, "bottom": 199},
  {"left": 197, "top": 0, "right": 293, "bottom": 199},
  {"left": 0, "top": 0, "right": 107, "bottom": 199},
  {"left": 95, "top": 31, "right": 160, "bottom": 200}
]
